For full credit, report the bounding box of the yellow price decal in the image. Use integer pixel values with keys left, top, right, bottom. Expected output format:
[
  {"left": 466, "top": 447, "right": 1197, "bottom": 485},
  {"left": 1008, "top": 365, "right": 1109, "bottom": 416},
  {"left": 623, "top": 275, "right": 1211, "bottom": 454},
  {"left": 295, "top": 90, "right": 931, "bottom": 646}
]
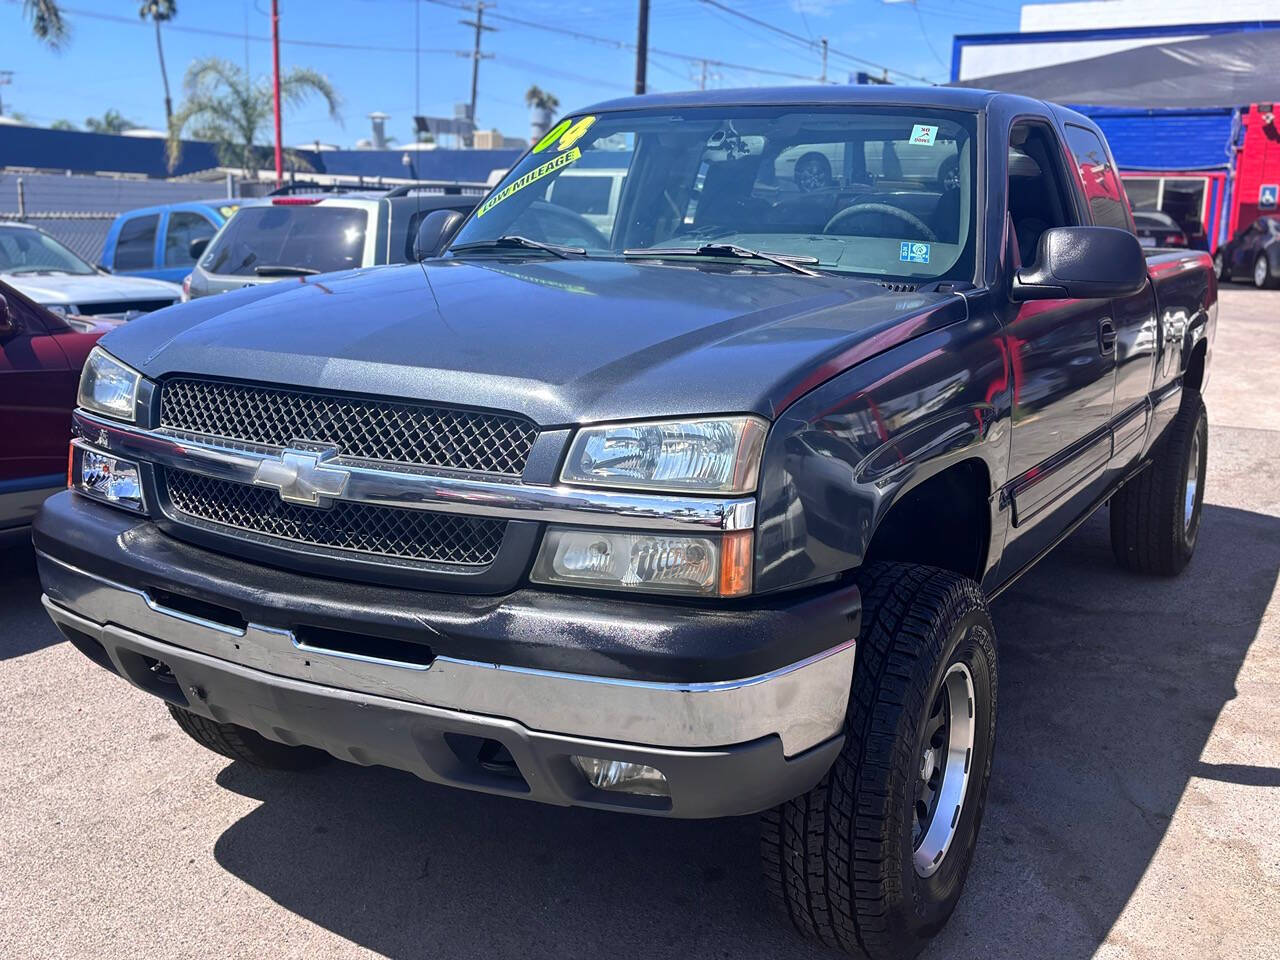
[
  {"left": 554, "top": 115, "right": 596, "bottom": 151},
  {"left": 477, "top": 147, "right": 582, "bottom": 217},
  {"left": 532, "top": 118, "right": 572, "bottom": 154}
]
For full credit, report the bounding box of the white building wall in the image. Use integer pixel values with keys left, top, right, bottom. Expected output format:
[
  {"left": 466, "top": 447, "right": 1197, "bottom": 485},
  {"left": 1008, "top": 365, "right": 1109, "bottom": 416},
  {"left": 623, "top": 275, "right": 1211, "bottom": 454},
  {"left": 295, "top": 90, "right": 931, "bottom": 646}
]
[{"left": 1020, "top": 0, "right": 1265, "bottom": 32}]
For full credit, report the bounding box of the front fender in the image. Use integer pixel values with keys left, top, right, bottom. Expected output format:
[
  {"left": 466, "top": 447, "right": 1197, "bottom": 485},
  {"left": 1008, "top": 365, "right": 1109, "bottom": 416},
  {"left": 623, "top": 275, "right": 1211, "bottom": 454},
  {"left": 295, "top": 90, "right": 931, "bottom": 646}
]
[{"left": 753, "top": 307, "right": 1010, "bottom": 594}]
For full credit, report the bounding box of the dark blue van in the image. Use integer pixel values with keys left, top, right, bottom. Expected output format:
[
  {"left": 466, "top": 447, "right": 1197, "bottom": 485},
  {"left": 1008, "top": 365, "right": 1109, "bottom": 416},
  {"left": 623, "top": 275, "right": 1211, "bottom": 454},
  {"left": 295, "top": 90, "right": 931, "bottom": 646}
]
[{"left": 101, "top": 201, "right": 239, "bottom": 283}]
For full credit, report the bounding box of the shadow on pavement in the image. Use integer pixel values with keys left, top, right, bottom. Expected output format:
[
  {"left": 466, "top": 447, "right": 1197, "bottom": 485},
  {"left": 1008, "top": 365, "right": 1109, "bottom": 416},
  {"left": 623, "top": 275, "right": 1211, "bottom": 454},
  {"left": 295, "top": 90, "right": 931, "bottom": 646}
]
[
  {"left": 203, "top": 500, "right": 1273, "bottom": 959},
  {"left": 0, "top": 536, "right": 61, "bottom": 662}
]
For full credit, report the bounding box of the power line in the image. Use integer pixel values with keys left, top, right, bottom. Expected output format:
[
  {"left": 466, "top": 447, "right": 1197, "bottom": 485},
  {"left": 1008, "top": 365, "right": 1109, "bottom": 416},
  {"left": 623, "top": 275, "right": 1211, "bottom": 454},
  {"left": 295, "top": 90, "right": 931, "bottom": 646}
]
[
  {"left": 420, "top": 0, "right": 829, "bottom": 84},
  {"left": 52, "top": 5, "right": 466, "bottom": 55},
  {"left": 695, "top": 0, "right": 934, "bottom": 83}
]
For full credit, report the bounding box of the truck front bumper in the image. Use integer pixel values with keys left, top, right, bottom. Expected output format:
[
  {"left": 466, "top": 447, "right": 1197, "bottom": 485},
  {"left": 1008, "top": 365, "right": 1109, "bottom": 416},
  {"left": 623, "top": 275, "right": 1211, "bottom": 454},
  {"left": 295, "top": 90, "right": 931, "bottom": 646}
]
[{"left": 34, "top": 492, "right": 859, "bottom": 818}]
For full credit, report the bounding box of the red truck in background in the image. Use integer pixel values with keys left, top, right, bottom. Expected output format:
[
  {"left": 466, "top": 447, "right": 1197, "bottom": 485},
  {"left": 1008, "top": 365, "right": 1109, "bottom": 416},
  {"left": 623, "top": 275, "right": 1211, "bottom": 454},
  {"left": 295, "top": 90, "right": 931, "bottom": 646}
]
[{"left": 0, "top": 281, "right": 117, "bottom": 534}]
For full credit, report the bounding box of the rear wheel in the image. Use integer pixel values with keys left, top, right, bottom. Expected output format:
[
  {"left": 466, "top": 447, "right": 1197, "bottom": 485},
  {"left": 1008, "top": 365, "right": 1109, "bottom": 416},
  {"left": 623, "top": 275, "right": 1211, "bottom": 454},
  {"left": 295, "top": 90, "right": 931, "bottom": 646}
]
[
  {"left": 1254, "top": 253, "right": 1277, "bottom": 289},
  {"left": 762, "top": 563, "right": 998, "bottom": 960},
  {"left": 1110, "top": 393, "right": 1208, "bottom": 575},
  {"left": 1213, "top": 250, "right": 1228, "bottom": 281},
  {"left": 167, "top": 703, "right": 330, "bottom": 770}
]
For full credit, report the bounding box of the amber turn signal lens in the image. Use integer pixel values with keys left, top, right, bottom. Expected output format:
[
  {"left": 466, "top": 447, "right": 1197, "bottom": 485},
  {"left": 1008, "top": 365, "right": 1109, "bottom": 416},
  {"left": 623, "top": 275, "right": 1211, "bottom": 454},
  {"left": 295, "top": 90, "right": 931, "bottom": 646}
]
[{"left": 718, "top": 529, "right": 754, "bottom": 598}]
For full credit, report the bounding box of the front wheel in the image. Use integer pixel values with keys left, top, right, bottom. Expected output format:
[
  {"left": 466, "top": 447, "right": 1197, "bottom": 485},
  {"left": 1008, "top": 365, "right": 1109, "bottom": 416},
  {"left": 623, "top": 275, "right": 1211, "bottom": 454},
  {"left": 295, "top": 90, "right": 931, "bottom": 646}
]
[
  {"left": 167, "top": 703, "right": 331, "bottom": 770},
  {"left": 762, "top": 563, "right": 998, "bottom": 960},
  {"left": 1213, "top": 250, "right": 1228, "bottom": 281},
  {"left": 1254, "top": 253, "right": 1277, "bottom": 289}
]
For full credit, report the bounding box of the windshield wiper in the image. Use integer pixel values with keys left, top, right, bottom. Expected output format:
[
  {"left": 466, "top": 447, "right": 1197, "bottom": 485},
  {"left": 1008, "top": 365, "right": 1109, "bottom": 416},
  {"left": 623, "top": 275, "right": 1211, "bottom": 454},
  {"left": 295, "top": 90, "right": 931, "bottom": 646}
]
[
  {"left": 450, "top": 235, "right": 586, "bottom": 259},
  {"left": 624, "top": 242, "right": 822, "bottom": 276},
  {"left": 253, "top": 265, "right": 319, "bottom": 276}
]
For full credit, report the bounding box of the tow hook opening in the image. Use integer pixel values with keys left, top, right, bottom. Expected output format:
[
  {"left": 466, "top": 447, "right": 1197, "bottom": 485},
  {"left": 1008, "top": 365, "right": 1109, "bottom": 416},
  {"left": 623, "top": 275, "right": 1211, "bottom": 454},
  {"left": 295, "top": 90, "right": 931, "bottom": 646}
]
[
  {"left": 444, "top": 733, "right": 529, "bottom": 791},
  {"left": 114, "top": 649, "right": 189, "bottom": 707}
]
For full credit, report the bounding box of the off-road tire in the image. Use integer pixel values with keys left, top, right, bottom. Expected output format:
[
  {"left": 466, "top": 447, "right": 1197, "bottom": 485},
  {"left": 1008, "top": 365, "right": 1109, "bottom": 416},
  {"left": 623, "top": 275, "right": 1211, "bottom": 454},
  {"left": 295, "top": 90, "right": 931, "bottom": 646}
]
[
  {"left": 167, "top": 703, "right": 330, "bottom": 770},
  {"left": 1110, "top": 392, "right": 1208, "bottom": 576},
  {"left": 762, "top": 563, "right": 998, "bottom": 960}
]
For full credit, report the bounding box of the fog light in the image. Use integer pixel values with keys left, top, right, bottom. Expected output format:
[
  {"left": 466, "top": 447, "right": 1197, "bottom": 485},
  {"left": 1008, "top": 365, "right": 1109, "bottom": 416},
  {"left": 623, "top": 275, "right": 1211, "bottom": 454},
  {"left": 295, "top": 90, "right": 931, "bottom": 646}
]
[
  {"left": 73, "top": 443, "right": 145, "bottom": 513},
  {"left": 571, "top": 756, "right": 670, "bottom": 797}
]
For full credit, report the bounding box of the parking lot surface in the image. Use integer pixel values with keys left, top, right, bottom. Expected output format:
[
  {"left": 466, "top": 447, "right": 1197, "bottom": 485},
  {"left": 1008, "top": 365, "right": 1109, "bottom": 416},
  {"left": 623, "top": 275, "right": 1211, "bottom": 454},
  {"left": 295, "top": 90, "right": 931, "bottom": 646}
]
[{"left": 2, "top": 288, "right": 1276, "bottom": 960}]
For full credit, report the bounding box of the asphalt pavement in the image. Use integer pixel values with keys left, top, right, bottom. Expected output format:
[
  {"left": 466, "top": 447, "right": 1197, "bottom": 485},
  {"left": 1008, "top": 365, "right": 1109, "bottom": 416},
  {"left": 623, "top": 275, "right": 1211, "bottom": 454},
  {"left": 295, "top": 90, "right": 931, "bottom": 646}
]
[{"left": 1, "top": 287, "right": 1276, "bottom": 960}]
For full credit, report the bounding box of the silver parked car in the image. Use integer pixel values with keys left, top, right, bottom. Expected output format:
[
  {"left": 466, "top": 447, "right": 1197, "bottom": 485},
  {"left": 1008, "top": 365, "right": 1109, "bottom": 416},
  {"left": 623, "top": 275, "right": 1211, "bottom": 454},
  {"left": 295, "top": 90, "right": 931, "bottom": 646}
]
[{"left": 185, "top": 187, "right": 480, "bottom": 299}]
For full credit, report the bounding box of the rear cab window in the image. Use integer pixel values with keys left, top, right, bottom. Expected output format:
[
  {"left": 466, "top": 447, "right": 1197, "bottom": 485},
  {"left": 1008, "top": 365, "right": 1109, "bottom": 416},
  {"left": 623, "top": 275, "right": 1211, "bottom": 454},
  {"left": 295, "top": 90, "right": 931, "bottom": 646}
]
[
  {"left": 200, "top": 202, "right": 374, "bottom": 276},
  {"left": 114, "top": 214, "right": 160, "bottom": 271}
]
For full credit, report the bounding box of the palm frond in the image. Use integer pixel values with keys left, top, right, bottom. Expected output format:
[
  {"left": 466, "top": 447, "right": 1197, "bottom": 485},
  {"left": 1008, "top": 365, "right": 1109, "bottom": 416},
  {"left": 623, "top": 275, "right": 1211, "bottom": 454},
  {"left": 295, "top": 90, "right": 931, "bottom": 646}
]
[{"left": 24, "top": 0, "right": 70, "bottom": 49}]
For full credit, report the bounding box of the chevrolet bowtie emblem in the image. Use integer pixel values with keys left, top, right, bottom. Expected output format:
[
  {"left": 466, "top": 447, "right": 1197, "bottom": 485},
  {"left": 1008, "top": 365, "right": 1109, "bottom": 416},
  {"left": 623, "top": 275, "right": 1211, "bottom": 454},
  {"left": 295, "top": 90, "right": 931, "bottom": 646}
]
[{"left": 252, "top": 447, "right": 349, "bottom": 507}]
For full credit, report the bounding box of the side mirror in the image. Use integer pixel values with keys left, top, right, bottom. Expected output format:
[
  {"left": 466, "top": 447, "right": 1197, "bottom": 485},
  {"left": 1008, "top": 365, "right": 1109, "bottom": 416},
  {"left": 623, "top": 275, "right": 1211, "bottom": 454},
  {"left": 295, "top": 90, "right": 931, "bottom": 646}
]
[
  {"left": 1011, "top": 226, "right": 1148, "bottom": 301},
  {"left": 414, "top": 209, "right": 467, "bottom": 261},
  {"left": 189, "top": 237, "right": 210, "bottom": 260},
  {"left": 0, "top": 294, "right": 13, "bottom": 337}
]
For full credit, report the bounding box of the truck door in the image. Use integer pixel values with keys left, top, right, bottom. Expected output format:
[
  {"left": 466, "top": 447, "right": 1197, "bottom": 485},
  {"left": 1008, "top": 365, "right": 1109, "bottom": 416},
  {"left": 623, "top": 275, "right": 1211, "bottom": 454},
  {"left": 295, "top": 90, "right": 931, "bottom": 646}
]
[
  {"left": 1062, "top": 123, "right": 1158, "bottom": 472},
  {"left": 998, "top": 119, "right": 1117, "bottom": 574}
]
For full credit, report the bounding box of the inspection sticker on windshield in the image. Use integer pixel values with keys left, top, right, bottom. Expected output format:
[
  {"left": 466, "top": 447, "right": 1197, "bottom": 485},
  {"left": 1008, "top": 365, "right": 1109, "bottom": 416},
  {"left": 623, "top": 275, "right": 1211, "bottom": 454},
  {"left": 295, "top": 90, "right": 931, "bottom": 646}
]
[
  {"left": 909, "top": 124, "right": 938, "bottom": 146},
  {"left": 900, "top": 241, "right": 931, "bottom": 264},
  {"left": 476, "top": 147, "right": 582, "bottom": 217}
]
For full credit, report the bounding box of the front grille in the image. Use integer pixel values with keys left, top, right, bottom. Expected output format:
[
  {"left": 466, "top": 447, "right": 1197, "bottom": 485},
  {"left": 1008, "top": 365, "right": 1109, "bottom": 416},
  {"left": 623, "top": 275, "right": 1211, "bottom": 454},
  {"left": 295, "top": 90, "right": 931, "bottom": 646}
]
[
  {"left": 160, "top": 378, "right": 538, "bottom": 476},
  {"left": 75, "top": 299, "right": 176, "bottom": 316},
  {"left": 164, "top": 469, "right": 505, "bottom": 567}
]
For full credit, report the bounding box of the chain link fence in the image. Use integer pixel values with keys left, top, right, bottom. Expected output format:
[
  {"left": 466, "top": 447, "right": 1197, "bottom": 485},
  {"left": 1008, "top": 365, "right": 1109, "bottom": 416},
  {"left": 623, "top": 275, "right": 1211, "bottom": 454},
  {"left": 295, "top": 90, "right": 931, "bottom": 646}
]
[{"left": 0, "top": 172, "right": 231, "bottom": 263}]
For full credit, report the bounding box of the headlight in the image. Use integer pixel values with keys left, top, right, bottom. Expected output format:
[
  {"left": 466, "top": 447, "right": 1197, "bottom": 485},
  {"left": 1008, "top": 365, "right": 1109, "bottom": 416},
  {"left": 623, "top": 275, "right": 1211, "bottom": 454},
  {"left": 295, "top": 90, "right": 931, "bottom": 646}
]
[
  {"left": 561, "top": 416, "right": 768, "bottom": 494},
  {"left": 531, "top": 527, "right": 752, "bottom": 597},
  {"left": 77, "top": 346, "right": 141, "bottom": 422},
  {"left": 70, "top": 442, "right": 146, "bottom": 513}
]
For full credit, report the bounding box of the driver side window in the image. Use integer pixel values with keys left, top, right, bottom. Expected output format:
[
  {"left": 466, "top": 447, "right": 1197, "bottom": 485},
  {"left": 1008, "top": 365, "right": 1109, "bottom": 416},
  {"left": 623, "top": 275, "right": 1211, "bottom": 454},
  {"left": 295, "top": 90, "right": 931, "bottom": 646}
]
[{"left": 1007, "top": 121, "right": 1078, "bottom": 269}]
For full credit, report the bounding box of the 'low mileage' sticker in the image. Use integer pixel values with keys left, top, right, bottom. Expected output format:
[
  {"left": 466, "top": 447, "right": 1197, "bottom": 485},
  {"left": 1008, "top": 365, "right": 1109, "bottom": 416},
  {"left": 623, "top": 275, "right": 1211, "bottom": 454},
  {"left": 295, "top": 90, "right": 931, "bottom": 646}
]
[{"left": 477, "top": 147, "right": 582, "bottom": 217}]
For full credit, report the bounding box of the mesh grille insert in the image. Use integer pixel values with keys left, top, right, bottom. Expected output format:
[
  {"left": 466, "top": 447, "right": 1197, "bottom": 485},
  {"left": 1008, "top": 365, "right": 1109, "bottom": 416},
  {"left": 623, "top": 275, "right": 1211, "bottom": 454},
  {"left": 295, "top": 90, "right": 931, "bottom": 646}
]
[
  {"left": 164, "top": 469, "right": 505, "bottom": 567},
  {"left": 160, "top": 378, "right": 538, "bottom": 476}
]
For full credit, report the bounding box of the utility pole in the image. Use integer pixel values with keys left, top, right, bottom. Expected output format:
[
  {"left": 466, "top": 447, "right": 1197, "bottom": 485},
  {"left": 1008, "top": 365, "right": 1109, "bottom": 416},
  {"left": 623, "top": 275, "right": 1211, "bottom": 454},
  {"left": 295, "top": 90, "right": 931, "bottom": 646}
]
[
  {"left": 699, "top": 59, "right": 708, "bottom": 91},
  {"left": 820, "top": 37, "right": 828, "bottom": 84},
  {"left": 634, "top": 0, "right": 649, "bottom": 95},
  {"left": 459, "top": 2, "right": 496, "bottom": 146},
  {"left": 271, "top": 0, "right": 283, "bottom": 187},
  {"left": 0, "top": 71, "right": 11, "bottom": 117}
]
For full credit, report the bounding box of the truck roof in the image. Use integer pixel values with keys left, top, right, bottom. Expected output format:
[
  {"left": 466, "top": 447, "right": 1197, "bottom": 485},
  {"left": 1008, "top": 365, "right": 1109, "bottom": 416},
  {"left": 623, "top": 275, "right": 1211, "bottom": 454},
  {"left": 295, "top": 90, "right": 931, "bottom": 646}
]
[{"left": 579, "top": 84, "right": 1002, "bottom": 116}]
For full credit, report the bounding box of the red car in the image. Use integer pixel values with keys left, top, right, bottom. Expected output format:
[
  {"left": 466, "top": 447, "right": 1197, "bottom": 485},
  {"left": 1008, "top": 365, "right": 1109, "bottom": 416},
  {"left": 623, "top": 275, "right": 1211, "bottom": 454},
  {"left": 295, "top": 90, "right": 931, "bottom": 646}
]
[{"left": 0, "top": 280, "right": 117, "bottom": 534}]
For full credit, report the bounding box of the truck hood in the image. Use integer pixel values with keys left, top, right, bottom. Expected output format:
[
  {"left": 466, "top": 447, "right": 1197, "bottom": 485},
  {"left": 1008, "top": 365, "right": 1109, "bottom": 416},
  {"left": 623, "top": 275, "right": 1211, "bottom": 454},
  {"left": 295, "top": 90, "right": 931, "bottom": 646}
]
[
  {"left": 3, "top": 272, "right": 182, "bottom": 306},
  {"left": 100, "top": 259, "right": 967, "bottom": 425}
]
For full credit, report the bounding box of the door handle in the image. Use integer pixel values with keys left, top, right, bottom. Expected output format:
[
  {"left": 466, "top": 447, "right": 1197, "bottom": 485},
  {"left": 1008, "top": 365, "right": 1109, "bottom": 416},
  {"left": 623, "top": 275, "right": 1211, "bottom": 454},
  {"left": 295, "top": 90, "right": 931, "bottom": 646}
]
[{"left": 1098, "top": 318, "right": 1117, "bottom": 355}]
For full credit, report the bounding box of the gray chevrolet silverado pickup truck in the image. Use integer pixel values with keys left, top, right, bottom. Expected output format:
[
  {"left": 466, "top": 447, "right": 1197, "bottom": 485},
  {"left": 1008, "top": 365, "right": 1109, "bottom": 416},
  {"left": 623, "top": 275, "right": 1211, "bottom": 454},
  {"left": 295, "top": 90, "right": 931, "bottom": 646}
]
[{"left": 34, "top": 87, "right": 1215, "bottom": 958}]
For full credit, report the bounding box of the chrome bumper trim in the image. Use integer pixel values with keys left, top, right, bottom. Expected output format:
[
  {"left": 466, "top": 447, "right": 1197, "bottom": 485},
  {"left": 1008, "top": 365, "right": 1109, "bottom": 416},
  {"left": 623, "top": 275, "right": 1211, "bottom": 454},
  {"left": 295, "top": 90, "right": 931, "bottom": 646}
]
[
  {"left": 74, "top": 410, "right": 756, "bottom": 534},
  {"left": 39, "top": 553, "right": 854, "bottom": 755}
]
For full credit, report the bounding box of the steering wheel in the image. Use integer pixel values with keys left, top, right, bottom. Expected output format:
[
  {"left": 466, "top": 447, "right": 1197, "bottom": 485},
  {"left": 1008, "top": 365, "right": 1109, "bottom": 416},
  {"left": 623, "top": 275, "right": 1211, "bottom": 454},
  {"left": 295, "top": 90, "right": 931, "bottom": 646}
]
[
  {"left": 524, "top": 200, "right": 610, "bottom": 248},
  {"left": 823, "top": 203, "right": 937, "bottom": 242}
]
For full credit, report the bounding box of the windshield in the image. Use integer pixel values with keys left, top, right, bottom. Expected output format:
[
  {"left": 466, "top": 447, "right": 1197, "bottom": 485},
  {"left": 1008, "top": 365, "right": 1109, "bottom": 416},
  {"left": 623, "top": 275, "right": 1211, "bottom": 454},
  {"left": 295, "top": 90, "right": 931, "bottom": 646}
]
[
  {"left": 0, "top": 225, "right": 96, "bottom": 276},
  {"left": 449, "top": 105, "right": 978, "bottom": 282},
  {"left": 201, "top": 204, "right": 369, "bottom": 276}
]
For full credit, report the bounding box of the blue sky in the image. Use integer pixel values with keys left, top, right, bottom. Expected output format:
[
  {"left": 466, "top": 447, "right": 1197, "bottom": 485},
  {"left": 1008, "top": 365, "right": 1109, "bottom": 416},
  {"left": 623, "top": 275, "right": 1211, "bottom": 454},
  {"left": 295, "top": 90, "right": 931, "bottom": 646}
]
[{"left": 0, "top": 0, "right": 1025, "bottom": 147}]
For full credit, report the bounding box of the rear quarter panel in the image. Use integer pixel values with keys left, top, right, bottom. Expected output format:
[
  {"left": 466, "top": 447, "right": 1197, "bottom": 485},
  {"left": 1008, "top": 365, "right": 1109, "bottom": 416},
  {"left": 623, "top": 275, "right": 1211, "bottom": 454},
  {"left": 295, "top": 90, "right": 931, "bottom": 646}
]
[{"left": 1144, "top": 249, "right": 1216, "bottom": 447}]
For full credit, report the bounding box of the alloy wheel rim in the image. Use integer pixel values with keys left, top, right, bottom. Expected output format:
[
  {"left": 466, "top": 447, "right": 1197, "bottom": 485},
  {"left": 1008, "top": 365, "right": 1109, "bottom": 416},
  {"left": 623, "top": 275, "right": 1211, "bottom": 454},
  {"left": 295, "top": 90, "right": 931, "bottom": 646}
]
[
  {"left": 1256, "top": 257, "right": 1268, "bottom": 287},
  {"left": 1214, "top": 252, "right": 1223, "bottom": 276},
  {"left": 912, "top": 662, "right": 976, "bottom": 878},
  {"left": 1184, "top": 429, "right": 1200, "bottom": 535}
]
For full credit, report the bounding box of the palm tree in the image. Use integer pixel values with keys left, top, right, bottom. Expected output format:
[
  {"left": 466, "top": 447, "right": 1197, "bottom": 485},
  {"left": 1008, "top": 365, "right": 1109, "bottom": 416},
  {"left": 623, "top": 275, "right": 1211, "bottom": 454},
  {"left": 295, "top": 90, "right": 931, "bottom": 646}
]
[
  {"left": 22, "top": 0, "right": 69, "bottom": 49},
  {"left": 50, "top": 119, "right": 78, "bottom": 130},
  {"left": 139, "top": 1, "right": 177, "bottom": 126},
  {"left": 524, "top": 86, "right": 560, "bottom": 113},
  {"left": 167, "top": 58, "right": 341, "bottom": 177},
  {"left": 85, "top": 109, "right": 137, "bottom": 134}
]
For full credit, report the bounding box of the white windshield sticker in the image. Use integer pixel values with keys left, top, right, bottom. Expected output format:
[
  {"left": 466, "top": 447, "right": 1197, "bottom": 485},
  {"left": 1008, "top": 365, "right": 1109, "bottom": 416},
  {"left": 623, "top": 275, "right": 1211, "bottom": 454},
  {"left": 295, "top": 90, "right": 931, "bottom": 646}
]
[{"left": 909, "top": 124, "right": 938, "bottom": 146}]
